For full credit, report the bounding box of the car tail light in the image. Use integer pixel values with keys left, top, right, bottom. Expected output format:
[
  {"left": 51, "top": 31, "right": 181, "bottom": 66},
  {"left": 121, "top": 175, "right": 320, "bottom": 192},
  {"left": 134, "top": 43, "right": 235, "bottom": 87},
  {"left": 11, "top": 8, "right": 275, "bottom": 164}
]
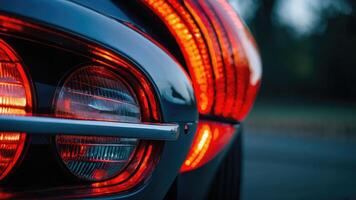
[
  {"left": 180, "top": 121, "right": 235, "bottom": 172},
  {"left": 144, "top": 0, "right": 214, "bottom": 115},
  {"left": 50, "top": 61, "right": 163, "bottom": 195},
  {"left": 144, "top": 0, "right": 261, "bottom": 172},
  {"left": 143, "top": 0, "right": 262, "bottom": 121},
  {"left": 55, "top": 65, "right": 141, "bottom": 182},
  {"left": 0, "top": 6, "right": 186, "bottom": 199},
  {"left": 0, "top": 39, "right": 32, "bottom": 181}
]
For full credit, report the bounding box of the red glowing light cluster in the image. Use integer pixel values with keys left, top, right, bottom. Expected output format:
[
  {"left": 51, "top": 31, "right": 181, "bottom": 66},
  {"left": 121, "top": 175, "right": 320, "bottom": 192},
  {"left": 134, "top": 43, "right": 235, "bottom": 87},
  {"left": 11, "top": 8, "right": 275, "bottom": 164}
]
[
  {"left": 144, "top": 0, "right": 261, "bottom": 172},
  {"left": 0, "top": 15, "right": 162, "bottom": 194},
  {"left": 0, "top": 39, "right": 32, "bottom": 181},
  {"left": 143, "top": 0, "right": 262, "bottom": 121},
  {"left": 180, "top": 121, "right": 235, "bottom": 172}
]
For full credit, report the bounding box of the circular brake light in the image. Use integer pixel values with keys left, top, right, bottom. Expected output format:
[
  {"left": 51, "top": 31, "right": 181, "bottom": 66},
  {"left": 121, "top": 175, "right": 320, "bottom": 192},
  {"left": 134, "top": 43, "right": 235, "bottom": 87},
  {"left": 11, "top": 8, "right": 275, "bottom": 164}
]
[
  {"left": 0, "top": 39, "right": 32, "bottom": 181},
  {"left": 55, "top": 65, "right": 141, "bottom": 181}
]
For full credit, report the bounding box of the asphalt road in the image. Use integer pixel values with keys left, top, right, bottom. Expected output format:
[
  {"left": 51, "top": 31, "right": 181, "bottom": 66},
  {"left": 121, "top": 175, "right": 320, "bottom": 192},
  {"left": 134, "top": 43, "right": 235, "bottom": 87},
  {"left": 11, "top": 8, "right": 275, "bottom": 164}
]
[{"left": 241, "top": 129, "right": 356, "bottom": 200}]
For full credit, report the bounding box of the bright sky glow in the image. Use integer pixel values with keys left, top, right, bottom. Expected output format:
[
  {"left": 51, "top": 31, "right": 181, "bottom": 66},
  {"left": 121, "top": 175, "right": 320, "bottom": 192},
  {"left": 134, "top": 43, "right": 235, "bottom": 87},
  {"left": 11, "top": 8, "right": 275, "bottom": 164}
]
[
  {"left": 274, "top": 0, "right": 352, "bottom": 36},
  {"left": 230, "top": 0, "right": 352, "bottom": 37}
]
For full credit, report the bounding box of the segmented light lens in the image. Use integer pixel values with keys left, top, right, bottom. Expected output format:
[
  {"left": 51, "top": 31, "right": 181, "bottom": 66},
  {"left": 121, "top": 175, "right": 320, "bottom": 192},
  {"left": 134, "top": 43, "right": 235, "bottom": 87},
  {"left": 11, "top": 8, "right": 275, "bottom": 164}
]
[
  {"left": 0, "top": 39, "right": 32, "bottom": 181},
  {"left": 55, "top": 65, "right": 141, "bottom": 181},
  {"left": 143, "top": 0, "right": 262, "bottom": 121},
  {"left": 143, "top": 0, "right": 214, "bottom": 114},
  {"left": 143, "top": 0, "right": 261, "bottom": 172}
]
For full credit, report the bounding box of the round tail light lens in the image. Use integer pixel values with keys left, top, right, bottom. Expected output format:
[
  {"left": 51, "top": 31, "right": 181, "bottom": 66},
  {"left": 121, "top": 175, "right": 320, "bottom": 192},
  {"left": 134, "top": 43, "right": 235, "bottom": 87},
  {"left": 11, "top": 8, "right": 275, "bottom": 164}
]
[
  {"left": 0, "top": 39, "right": 32, "bottom": 181},
  {"left": 55, "top": 65, "right": 141, "bottom": 181}
]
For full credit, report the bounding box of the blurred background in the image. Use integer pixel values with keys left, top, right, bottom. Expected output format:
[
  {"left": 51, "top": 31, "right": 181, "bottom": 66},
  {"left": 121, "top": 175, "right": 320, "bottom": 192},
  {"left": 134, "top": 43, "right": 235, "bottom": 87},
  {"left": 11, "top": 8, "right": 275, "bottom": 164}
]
[{"left": 229, "top": 0, "right": 356, "bottom": 199}]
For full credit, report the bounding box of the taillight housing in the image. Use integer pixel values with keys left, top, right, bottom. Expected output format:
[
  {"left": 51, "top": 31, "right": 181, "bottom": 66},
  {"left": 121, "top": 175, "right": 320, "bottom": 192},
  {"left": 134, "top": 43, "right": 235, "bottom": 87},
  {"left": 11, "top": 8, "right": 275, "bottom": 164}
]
[
  {"left": 0, "top": 0, "right": 260, "bottom": 197},
  {"left": 0, "top": 39, "right": 32, "bottom": 181},
  {"left": 50, "top": 61, "right": 163, "bottom": 194},
  {"left": 144, "top": 0, "right": 262, "bottom": 172},
  {"left": 0, "top": 12, "right": 188, "bottom": 198},
  {"left": 143, "top": 0, "right": 262, "bottom": 121}
]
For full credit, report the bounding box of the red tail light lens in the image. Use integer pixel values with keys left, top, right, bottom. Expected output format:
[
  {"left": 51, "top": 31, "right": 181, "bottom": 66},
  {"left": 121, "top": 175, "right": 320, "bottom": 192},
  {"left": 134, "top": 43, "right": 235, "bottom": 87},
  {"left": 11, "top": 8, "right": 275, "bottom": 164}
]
[
  {"left": 207, "top": 0, "right": 262, "bottom": 120},
  {"left": 180, "top": 121, "right": 235, "bottom": 172},
  {"left": 0, "top": 39, "right": 32, "bottom": 180},
  {"left": 144, "top": 0, "right": 261, "bottom": 172},
  {"left": 0, "top": 13, "right": 171, "bottom": 197},
  {"left": 144, "top": 0, "right": 214, "bottom": 114},
  {"left": 0, "top": 133, "right": 26, "bottom": 180},
  {"left": 55, "top": 65, "right": 142, "bottom": 182},
  {"left": 143, "top": 0, "right": 262, "bottom": 121}
]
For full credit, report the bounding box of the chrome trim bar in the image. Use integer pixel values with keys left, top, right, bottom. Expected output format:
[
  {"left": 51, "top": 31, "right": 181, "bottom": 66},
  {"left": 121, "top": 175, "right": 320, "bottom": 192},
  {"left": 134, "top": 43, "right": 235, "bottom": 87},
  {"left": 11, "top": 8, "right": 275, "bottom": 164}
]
[{"left": 0, "top": 115, "right": 179, "bottom": 141}]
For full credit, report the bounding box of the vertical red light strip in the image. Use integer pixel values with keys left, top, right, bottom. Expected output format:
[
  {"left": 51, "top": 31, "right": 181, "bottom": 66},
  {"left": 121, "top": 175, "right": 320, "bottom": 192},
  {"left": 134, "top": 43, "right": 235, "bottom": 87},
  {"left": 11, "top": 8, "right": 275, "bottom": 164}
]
[
  {"left": 208, "top": 0, "right": 262, "bottom": 120},
  {"left": 144, "top": 0, "right": 261, "bottom": 121},
  {"left": 143, "top": 0, "right": 215, "bottom": 114},
  {"left": 184, "top": 0, "right": 226, "bottom": 116},
  {"left": 193, "top": 0, "right": 238, "bottom": 118},
  {"left": 144, "top": 0, "right": 261, "bottom": 172}
]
